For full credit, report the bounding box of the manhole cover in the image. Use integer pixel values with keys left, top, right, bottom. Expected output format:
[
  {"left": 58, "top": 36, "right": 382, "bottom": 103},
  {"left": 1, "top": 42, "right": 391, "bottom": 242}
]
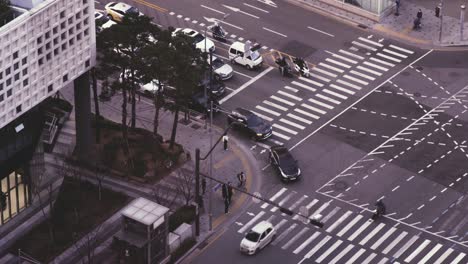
[
  {"left": 401, "top": 71, "right": 410, "bottom": 76},
  {"left": 414, "top": 92, "right": 421, "bottom": 97},
  {"left": 416, "top": 66, "right": 423, "bottom": 71},
  {"left": 333, "top": 181, "right": 348, "bottom": 191}
]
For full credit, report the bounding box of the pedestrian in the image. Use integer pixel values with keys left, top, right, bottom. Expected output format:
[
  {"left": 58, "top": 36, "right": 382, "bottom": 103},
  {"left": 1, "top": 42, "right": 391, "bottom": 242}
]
[
  {"left": 417, "top": 9, "right": 422, "bottom": 19},
  {"left": 224, "top": 197, "right": 230, "bottom": 214},
  {"left": 201, "top": 178, "right": 207, "bottom": 195},
  {"left": 222, "top": 134, "right": 229, "bottom": 151},
  {"left": 227, "top": 181, "right": 233, "bottom": 204},
  {"left": 222, "top": 183, "right": 228, "bottom": 200},
  {"left": 395, "top": 0, "right": 400, "bottom": 16},
  {"left": 237, "top": 171, "right": 246, "bottom": 188}
]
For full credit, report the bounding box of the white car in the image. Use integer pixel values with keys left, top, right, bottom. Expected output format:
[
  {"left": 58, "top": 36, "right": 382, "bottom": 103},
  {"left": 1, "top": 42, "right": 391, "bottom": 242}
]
[
  {"left": 240, "top": 221, "right": 276, "bottom": 255},
  {"left": 229, "top": 41, "right": 263, "bottom": 70},
  {"left": 105, "top": 2, "right": 143, "bottom": 23},
  {"left": 209, "top": 56, "right": 233, "bottom": 80},
  {"left": 172, "top": 28, "right": 215, "bottom": 53},
  {"left": 94, "top": 11, "right": 117, "bottom": 33}
]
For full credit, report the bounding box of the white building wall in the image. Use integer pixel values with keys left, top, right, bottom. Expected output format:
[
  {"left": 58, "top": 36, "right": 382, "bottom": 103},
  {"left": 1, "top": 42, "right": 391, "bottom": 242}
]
[{"left": 0, "top": 0, "right": 96, "bottom": 130}]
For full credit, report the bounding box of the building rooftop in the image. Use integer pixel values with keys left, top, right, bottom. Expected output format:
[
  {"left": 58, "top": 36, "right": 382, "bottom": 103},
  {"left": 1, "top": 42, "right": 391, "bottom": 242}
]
[{"left": 121, "top": 197, "right": 169, "bottom": 227}]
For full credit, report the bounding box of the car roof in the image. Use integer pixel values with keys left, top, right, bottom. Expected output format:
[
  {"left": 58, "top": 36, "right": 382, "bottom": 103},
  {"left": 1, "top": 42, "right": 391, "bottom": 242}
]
[
  {"left": 230, "top": 41, "right": 245, "bottom": 51},
  {"left": 233, "top": 107, "right": 253, "bottom": 117},
  {"left": 180, "top": 28, "right": 199, "bottom": 37},
  {"left": 110, "top": 2, "right": 133, "bottom": 12},
  {"left": 251, "top": 221, "right": 273, "bottom": 233}
]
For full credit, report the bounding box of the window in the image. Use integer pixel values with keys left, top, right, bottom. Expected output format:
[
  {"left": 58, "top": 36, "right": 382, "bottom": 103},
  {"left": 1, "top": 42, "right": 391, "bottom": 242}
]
[
  {"left": 54, "top": 37, "right": 59, "bottom": 45},
  {"left": 0, "top": 72, "right": 2, "bottom": 80},
  {"left": 14, "top": 62, "right": 18, "bottom": 71},
  {"left": 48, "top": 84, "right": 53, "bottom": 92},
  {"left": 68, "top": 17, "right": 73, "bottom": 24},
  {"left": 45, "top": 31, "right": 50, "bottom": 39},
  {"left": 0, "top": 94, "right": 3, "bottom": 102},
  {"left": 0, "top": 83, "right": 3, "bottom": 91},
  {"left": 22, "top": 68, "right": 27, "bottom": 75},
  {"left": 5, "top": 67, "right": 10, "bottom": 75},
  {"left": 61, "top": 32, "right": 67, "bottom": 40},
  {"left": 38, "top": 47, "right": 43, "bottom": 55},
  {"left": 37, "top": 36, "right": 42, "bottom": 45},
  {"left": 62, "top": 74, "right": 68, "bottom": 82},
  {"left": 61, "top": 21, "right": 66, "bottom": 29},
  {"left": 6, "top": 78, "right": 11, "bottom": 86},
  {"left": 38, "top": 58, "right": 44, "bottom": 65},
  {"left": 69, "top": 38, "right": 74, "bottom": 46},
  {"left": 53, "top": 26, "right": 58, "bottom": 34},
  {"left": 14, "top": 73, "right": 19, "bottom": 81},
  {"left": 7, "top": 89, "right": 12, "bottom": 97},
  {"left": 62, "top": 43, "right": 67, "bottom": 51},
  {"left": 23, "top": 79, "right": 28, "bottom": 86},
  {"left": 84, "top": 29, "right": 89, "bottom": 36},
  {"left": 21, "top": 57, "right": 27, "bottom": 65},
  {"left": 46, "top": 53, "right": 51, "bottom": 61},
  {"left": 46, "top": 42, "right": 51, "bottom": 50},
  {"left": 54, "top": 48, "right": 59, "bottom": 55},
  {"left": 16, "top": 105, "right": 22, "bottom": 113},
  {"left": 60, "top": 10, "right": 65, "bottom": 18},
  {"left": 13, "top": 51, "right": 18, "bottom": 59},
  {"left": 85, "top": 59, "right": 90, "bottom": 68}
]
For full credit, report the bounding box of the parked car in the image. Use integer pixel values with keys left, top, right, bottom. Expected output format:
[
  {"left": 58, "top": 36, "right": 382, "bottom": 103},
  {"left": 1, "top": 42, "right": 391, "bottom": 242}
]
[
  {"left": 94, "top": 11, "right": 117, "bottom": 33},
  {"left": 197, "top": 75, "right": 226, "bottom": 98},
  {"left": 227, "top": 108, "right": 273, "bottom": 140},
  {"left": 229, "top": 41, "right": 263, "bottom": 70},
  {"left": 208, "top": 56, "right": 233, "bottom": 80},
  {"left": 105, "top": 2, "right": 143, "bottom": 23},
  {"left": 240, "top": 221, "right": 276, "bottom": 255},
  {"left": 172, "top": 28, "right": 215, "bottom": 53},
  {"left": 269, "top": 146, "right": 301, "bottom": 181}
]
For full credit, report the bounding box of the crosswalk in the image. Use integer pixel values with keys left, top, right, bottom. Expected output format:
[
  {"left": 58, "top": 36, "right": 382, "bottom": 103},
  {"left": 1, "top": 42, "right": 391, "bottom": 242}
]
[
  {"left": 250, "top": 37, "right": 416, "bottom": 147},
  {"left": 236, "top": 187, "right": 468, "bottom": 264}
]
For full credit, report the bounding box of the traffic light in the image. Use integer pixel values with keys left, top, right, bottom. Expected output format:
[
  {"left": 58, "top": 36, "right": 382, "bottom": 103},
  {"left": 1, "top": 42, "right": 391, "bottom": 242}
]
[{"left": 435, "top": 5, "right": 441, "bottom": 17}]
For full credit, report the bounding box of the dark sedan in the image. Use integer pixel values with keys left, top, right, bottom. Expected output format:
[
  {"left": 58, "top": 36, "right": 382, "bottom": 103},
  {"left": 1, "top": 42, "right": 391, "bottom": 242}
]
[
  {"left": 227, "top": 108, "right": 273, "bottom": 140},
  {"left": 269, "top": 146, "right": 301, "bottom": 181},
  {"left": 198, "top": 77, "right": 226, "bottom": 98}
]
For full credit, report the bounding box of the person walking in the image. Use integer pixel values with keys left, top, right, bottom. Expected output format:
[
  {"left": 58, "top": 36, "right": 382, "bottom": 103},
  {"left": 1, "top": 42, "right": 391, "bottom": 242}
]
[
  {"left": 227, "top": 181, "right": 233, "bottom": 204},
  {"left": 201, "top": 178, "right": 207, "bottom": 195},
  {"left": 222, "top": 183, "right": 228, "bottom": 200},
  {"left": 237, "top": 171, "right": 246, "bottom": 188},
  {"left": 224, "top": 197, "right": 230, "bottom": 214},
  {"left": 395, "top": 0, "right": 400, "bottom": 16},
  {"left": 222, "top": 135, "right": 229, "bottom": 151},
  {"left": 417, "top": 9, "right": 423, "bottom": 19}
]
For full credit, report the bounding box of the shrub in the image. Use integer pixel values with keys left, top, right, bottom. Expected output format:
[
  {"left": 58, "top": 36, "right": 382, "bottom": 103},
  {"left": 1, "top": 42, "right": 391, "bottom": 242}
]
[{"left": 168, "top": 205, "right": 196, "bottom": 232}]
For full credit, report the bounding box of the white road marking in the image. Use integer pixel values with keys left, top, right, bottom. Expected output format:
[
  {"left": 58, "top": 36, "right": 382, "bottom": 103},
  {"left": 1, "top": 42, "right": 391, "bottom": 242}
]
[
  {"left": 220, "top": 67, "right": 272, "bottom": 103},
  {"left": 243, "top": 3, "right": 269, "bottom": 13},
  {"left": 383, "top": 48, "right": 408, "bottom": 58},
  {"left": 451, "top": 253, "right": 466, "bottom": 264},
  {"left": 323, "top": 89, "right": 348, "bottom": 100},
  {"left": 371, "top": 227, "right": 396, "bottom": 249},
  {"left": 361, "top": 253, "right": 377, "bottom": 264},
  {"left": 357, "top": 65, "right": 382, "bottom": 76},
  {"left": 261, "top": 188, "right": 287, "bottom": 209},
  {"left": 298, "top": 77, "right": 324, "bottom": 87},
  {"left": 294, "top": 108, "right": 320, "bottom": 120},
  {"left": 330, "top": 84, "right": 355, "bottom": 95},
  {"left": 303, "top": 235, "right": 331, "bottom": 259},
  {"left": 337, "top": 214, "right": 363, "bottom": 237},
  {"left": 317, "top": 94, "right": 341, "bottom": 104},
  {"left": 291, "top": 81, "right": 317, "bottom": 92},
  {"left": 264, "top": 100, "right": 288, "bottom": 111},
  {"left": 343, "top": 74, "right": 369, "bottom": 85},
  {"left": 278, "top": 90, "right": 302, "bottom": 101},
  {"left": 393, "top": 235, "right": 419, "bottom": 258},
  {"left": 326, "top": 211, "right": 352, "bottom": 232},
  {"left": 434, "top": 248, "right": 454, "bottom": 264},
  {"left": 271, "top": 95, "right": 295, "bottom": 106},
  {"left": 300, "top": 103, "right": 327, "bottom": 114},
  {"left": 360, "top": 223, "right": 385, "bottom": 245},
  {"left": 307, "top": 26, "right": 335, "bottom": 37},
  {"left": 281, "top": 226, "right": 308, "bottom": 249},
  {"left": 263, "top": 27, "right": 287, "bottom": 37},
  {"left": 284, "top": 86, "right": 299, "bottom": 92},
  {"left": 250, "top": 110, "right": 274, "bottom": 122},
  {"left": 293, "top": 232, "right": 320, "bottom": 254},
  {"left": 326, "top": 58, "right": 351, "bottom": 69},
  {"left": 329, "top": 244, "right": 354, "bottom": 264},
  {"left": 222, "top": 4, "right": 260, "bottom": 19},
  {"left": 364, "top": 61, "right": 389, "bottom": 71},
  {"left": 405, "top": 239, "right": 430, "bottom": 262},
  {"left": 377, "top": 52, "right": 401, "bottom": 63},
  {"left": 350, "top": 70, "right": 375, "bottom": 81},
  {"left": 326, "top": 51, "right": 357, "bottom": 64},
  {"left": 184, "top": 17, "right": 191, "bottom": 21},
  {"left": 274, "top": 219, "right": 288, "bottom": 230},
  {"left": 339, "top": 49, "right": 364, "bottom": 60},
  {"left": 310, "top": 73, "right": 331, "bottom": 83},
  {"left": 238, "top": 211, "right": 265, "bottom": 233},
  {"left": 348, "top": 219, "right": 373, "bottom": 241},
  {"left": 337, "top": 79, "right": 362, "bottom": 90},
  {"left": 321, "top": 207, "right": 340, "bottom": 223},
  {"left": 389, "top": 44, "right": 414, "bottom": 54},
  {"left": 345, "top": 248, "right": 366, "bottom": 264},
  {"left": 256, "top": 105, "right": 280, "bottom": 116},
  {"left": 273, "top": 223, "right": 297, "bottom": 245},
  {"left": 273, "top": 123, "right": 298, "bottom": 135},
  {"left": 319, "top": 62, "right": 344, "bottom": 73},
  {"left": 287, "top": 113, "right": 312, "bottom": 124},
  {"left": 204, "top": 16, "right": 245, "bottom": 30},
  {"left": 273, "top": 131, "right": 291, "bottom": 140},
  {"left": 358, "top": 37, "right": 384, "bottom": 47},
  {"left": 308, "top": 98, "right": 334, "bottom": 109},
  {"left": 312, "top": 67, "right": 338, "bottom": 78},
  {"left": 418, "top": 243, "right": 442, "bottom": 264},
  {"left": 316, "top": 240, "right": 343, "bottom": 263},
  {"left": 280, "top": 118, "right": 305, "bottom": 130},
  {"left": 201, "top": 5, "right": 226, "bottom": 14},
  {"left": 352, "top": 41, "right": 377, "bottom": 51},
  {"left": 370, "top": 57, "right": 395, "bottom": 67}
]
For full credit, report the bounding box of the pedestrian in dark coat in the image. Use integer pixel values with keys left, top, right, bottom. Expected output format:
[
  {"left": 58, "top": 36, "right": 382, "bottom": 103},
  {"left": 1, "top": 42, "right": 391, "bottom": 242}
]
[
  {"left": 227, "top": 182, "right": 233, "bottom": 204},
  {"left": 417, "top": 9, "right": 423, "bottom": 19}
]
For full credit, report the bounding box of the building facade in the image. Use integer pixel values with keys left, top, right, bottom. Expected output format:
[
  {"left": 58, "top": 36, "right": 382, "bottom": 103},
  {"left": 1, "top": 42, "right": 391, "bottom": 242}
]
[
  {"left": 0, "top": 0, "right": 96, "bottom": 226},
  {"left": 319, "top": 0, "right": 395, "bottom": 21}
]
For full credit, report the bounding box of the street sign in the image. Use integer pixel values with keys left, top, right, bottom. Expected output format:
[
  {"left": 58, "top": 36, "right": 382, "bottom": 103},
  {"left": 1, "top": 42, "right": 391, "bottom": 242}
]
[
  {"left": 299, "top": 206, "right": 309, "bottom": 224},
  {"left": 252, "top": 192, "right": 262, "bottom": 203}
]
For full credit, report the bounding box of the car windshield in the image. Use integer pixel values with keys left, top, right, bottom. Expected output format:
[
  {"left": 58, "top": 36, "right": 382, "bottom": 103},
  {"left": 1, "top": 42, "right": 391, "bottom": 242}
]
[
  {"left": 246, "top": 115, "right": 264, "bottom": 127},
  {"left": 245, "top": 231, "right": 260, "bottom": 242},
  {"left": 212, "top": 58, "right": 224, "bottom": 69},
  {"left": 277, "top": 149, "right": 295, "bottom": 166},
  {"left": 126, "top": 7, "right": 139, "bottom": 14},
  {"left": 250, "top": 51, "right": 261, "bottom": 61},
  {"left": 193, "top": 33, "right": 205, "bottom": 43}
]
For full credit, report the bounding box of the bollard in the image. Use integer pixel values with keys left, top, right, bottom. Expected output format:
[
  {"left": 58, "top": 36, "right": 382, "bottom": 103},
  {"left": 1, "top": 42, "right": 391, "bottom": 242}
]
[{"left": 461, "top": 5, "right": 466, "bottom": 41}]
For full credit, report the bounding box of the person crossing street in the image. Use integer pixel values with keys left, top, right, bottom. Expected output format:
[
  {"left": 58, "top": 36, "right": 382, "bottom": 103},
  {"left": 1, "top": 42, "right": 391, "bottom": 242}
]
[{"left": 237, "top": 171, "right": 246, "bottom": 188}]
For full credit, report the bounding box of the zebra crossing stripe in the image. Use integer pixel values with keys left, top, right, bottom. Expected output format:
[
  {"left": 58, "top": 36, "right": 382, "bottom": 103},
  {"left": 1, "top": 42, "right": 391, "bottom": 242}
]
[
  {"left": 288, "top": 195, "right": 308, "bottom": 211},
  {"left": 304, "top": 235, "right": 332, "bottom": 258},
  {"left": 364, "top": 61, "right": 388, "bottom": 71},
  {"left": 312, "top": 67, "right": 338, "bottom": 78},
  {"left": 299, "top": 77, "right": 325, "bottom": 87},
  {"left": 292, "top": 81, "right": 317, "bottom": 92},
  {"left": 329, "top": 244, "right": 354, "bottom": 264},
  {"left": 265, "top": 214, "right": 276, "bottom": 223},
  {"left": 337, "top": 79, "right": 362, "bottom": 90},
  {"left": 345, "top": 248, "right": 366, "bottom": 264},
  {"left": 330, "top": 84, "right": 355, "bottom": 95},
  {"left": 273, "top": 131, "right": 291, "bottom": 140},
  {"left": 284, "top": 85, "right": 299, "bottom": 92},
  {"left": 274, "top": 219, "right": 288, "bottom": 230},
  {"left": 348, "top": 219, "right": 373, "bottom": 241},
  {"left": 326, "top": 58, "right": 351, "bottom": 69},
  {"left": 308, "top": 98, "right": 334, "bottom": 109},
  {"left": 250, "top": 110, "right": 274, "bottom": 122},
  {"left": 316, "top": 240, "right": 343, "bottom": 263},
  {"left": 417, "top": 243, "right": 442, "bottom": 264},
  {"left": 404, "top": 239, "right": 430, "bottom": 262},
  {"left": 361, "top": 253, "right": 378, "bottom": 264},
  {"left": 261, "top": 188, "right": 287, "bottom": 209},
  {"left": 339, "top": 49, "right": 364, "bottom": 60},
  {"left": 359, "top": 222, "right": 385, "bottom": 246},
  {"left": 321, "top": 207, "right": 340, "bottom": 223},
  {"left": 319, "top": 62, "right": 345, "bottom": 73},
  {"left": 280, "top": 118, "right": 305, "bottom": 130},
  {"left": 350, "top": 70, "right": 375, "bottom": 81},
  {"left": 281, "top": 226, "right": 308, "bottom": 249},
  {"left": 389, "top": 44, "right": 414, "bottom": 54},
  {"left": 271, "top": 139, "right": 284, "bottom": 145},
  {"left": 287, "top": 113, "right": 312, "bottom": 124},
  {"left": 343, "top": 74, "right": 369, "bottom": 85},
  {"left": 433, "top": 248, "right": 454, "bottom": 264},
  {"left": 376, "top": 257, "right": 389, "bottom": 264},
  {"left": 352, "top": 41, "right": 377, "bottom": 51},
  {"left": 295, "top": 108, "right": 320, "bottom": 120},
  {"left": 271, "top": 95, "right": 295, "bottom": 106},
  {"left": 264, "top": 100, "right": 288, "bottom": 111},
  {"left": 273, "top": 123, "right": 298, "bottom": 135},
  {"left": 326, "top": 211, "right": 352, "bottom": 232},
  {"left": 238, "top": 211, "right": 265, "bottom": 233},
  {"left": 309, "top": 73, "right": 331, "bottom": 83},
  {"left": 382, "top": 231, "right": 407, "bottom": 254},
  {"left": 300, "top": 103, "right": 327, "bottom": 114},
  {"left": 383, "top": 48, "right": 408, "bottom": 58},
  {"left": 273, "top": 223, "right": 297, "bottom": 246},
  {"left": 323, "top": 89, "right": 348, "bottom": 100},
  {"left": 393, "top": 235, "right": 419, "bottom": 258},
  {"left": 451, "top": 253, "right": 466, "bottom": 264},
  {"left": 371, "top": 227, "right": 396, "bottom": 249},
  {"left": 317, "top": 94, "right": 341, "bottom": 105},
  {"left": 357, "top": 65, "right": 382, "bottom": 76},
  {"left": 256, "top": 105, "right": 280, "bottom": 116},
  {"left": 278, "top": 90, "right": 302, "bottom": 101},
  {"left": 377, "top": 52, "right": 401, "bottom": 63},
  {"left": 370, "top": 57, "right": 395, "bottom": 67},
  {"left": 293, "top": 232, "right": 320, "bottom": 254},
  {"left": 358, "top": 37, "right": 384, "bottom": 47},
  {"left": 311, "top": 202, "right": 330, "bottom": 217},
  {"left": 337, "top": 214, "right": 363, "bottom": 237},
  {"left": 329, "top": 52, "right": 357, "bottom": 64}
]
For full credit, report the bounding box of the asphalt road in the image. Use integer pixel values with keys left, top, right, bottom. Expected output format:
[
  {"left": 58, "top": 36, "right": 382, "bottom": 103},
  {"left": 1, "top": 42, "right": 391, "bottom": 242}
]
[{"left": 94, "top": 0, "right": 468, "bottom": 263}]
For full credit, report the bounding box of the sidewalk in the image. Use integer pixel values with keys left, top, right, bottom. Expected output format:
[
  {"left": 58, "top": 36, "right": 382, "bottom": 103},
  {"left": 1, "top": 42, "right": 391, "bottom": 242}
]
[{"left": 294, "top": 0, "right": 468, "bottom": 47}]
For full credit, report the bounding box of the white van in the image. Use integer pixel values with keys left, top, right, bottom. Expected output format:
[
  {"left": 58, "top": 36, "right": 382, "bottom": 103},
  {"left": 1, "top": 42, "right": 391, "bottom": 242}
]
[{"left": 229, "top": 41, "right": 263, "bottom": 70}]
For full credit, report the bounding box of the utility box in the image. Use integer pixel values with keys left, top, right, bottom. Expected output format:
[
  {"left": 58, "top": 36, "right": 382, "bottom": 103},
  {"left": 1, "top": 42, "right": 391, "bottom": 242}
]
[{"left": 114, "top": 197, "right": 170, "bottom": 264}]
